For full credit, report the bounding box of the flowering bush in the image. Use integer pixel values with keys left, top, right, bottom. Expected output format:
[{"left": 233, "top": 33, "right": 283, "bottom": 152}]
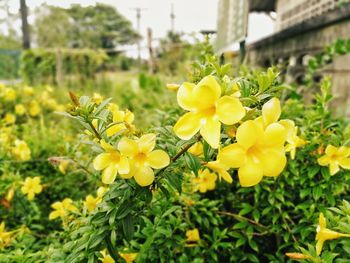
[{"left": 0, "top": 48, "right": 349, "bottom": 262}]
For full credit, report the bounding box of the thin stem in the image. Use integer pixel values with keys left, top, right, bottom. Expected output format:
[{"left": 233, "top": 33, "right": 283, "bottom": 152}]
[
  {"left": 218, "top": 211, "right": 268, "bottom": 230},
  {"left": 87, "top": 120, "right": 102, "bottom": 140}
]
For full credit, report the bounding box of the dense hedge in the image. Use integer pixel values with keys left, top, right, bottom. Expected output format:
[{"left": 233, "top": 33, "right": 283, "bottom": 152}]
[
  {"left": 0, "top": 49, "right": 21, "bottom": 79},
  {"left": 20, "top": 48, "right": 107, "bottom": 84}
]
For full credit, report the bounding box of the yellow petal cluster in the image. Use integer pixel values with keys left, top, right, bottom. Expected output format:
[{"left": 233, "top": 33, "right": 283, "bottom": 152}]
[
  {"left": 173, "top": 75, "right": 245, "bottom": 149},
  {"left": 281, "top": 120, "right": 306, "bottom": 160},
  {"left": 315, "top": 212, "right": 350, "bottom": 255},
  {"left": 186, "top": 228, "right": 200, "bottom": 242},
  {"left": 208, "top": 98, "right": 288, "bottom": 187},
  {"left": 187, "top": 142, "right": 204, "bottom": 157},
  {"left": 84, "top": 186, "right": 107, "bottom": 212},
  {"left": 15, "top": 104, "right": 26, "bottom": 116},
  {"left": 99, "top": 250, "right": 115, "bottom": 263},
  {"left": 119, "top": 252, "right": 138, "bottom": 263},
  {"left": 49, "top": 198, "right": 78, "bottom": 220},
  {"left": 3, "top": 113, "right": 16, "bottom": 125},
  {"left": 21, "top": 176, "right": 43, "bottom": 201},
  {"left": 118, "top": 134, "right": 170, "bottom": 186},
  {"left": 192, "top": 169, "right": 217, "bottom": 193},
  {"left": 28, "top": 100, "right": 41, "bottom": 117},
  {"left": 93, "top": 140, "right": 130, "bottom": 184},
  {"left": 2, "top": 88, "right": 16, "bottom": 101},
  {"left": 11, "top": 139, "right": 31, "bottom": 161},
  {"left": 106, "top": 105, "right": 135, "bottom": 137},
  {"left": 0, "top": 222, "right": 12, "bottom": 249},
  {"left": 317, "top": 145, "right": 350, "bottom": 175}
]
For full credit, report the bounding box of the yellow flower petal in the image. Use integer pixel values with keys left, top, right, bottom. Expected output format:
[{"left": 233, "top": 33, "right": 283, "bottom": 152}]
[
  {"left": 200, "top": 118, "right": 221, "bottom": 149},
  {"left": 218, "top": 169, "right": 233, "bottom": 183},
  {"left": 325, "top": 145, "right": 337, "bottom": 156},
  {"left": 261, "top": 123, "right": 287, "bottom": 147},
  {"left": 258, "top": 149, "right": 286, "bottom": 177},
  {"left": 49, "top": 210, "right": 61, "bottom": 220},
  {"left": 133, "top": 166, "right": 155, "bottom": 186},
  {"left": 329, "top": 162, "right": 340, "bottom": 175},
  {"left": 339, "top": 158, "right": 350, "bottom": 169},
  {"left": 138, "top": 134, "right": 156, "bottom": 153},
  {"left": 147, "top": 150, "right": 170, "bottom": 169},
  {"left": 236, "top": 120, "right": 261, "bottom": 149},
  {"left": 216, "top": 96, "right": 245, "bottom": 125},
  {"left": 262, "top": 98, "right": 281, "bottom": 126},
  {"left": 177, "top": 82, "right": 197, "bottom": 111},
  {"left": 173, "top": 112, "right": 201, "bottom": 140},
  {"left": 316, "top": 239, "right": 324, "bottom": 256},
  {"left": 106, "top": 123, "right": 125, "bottom": 137},
  {"left": 102, "top": 165, "right": 118, "bottom": 184},
  {"left": 319, "top": 213, "right": 326, "bottom": 229},
  {"left": 118, "top": 137, "right": 138, "bottom": 156},
  {"left": 317, "top": 155, "right": 330, "bottom": 166},
  {"left": 118, "top": 156, "right": 130, "bottom": 174},
  {"left": 279, "top": 119, "right": 295, "bottom": 140},
  {"left": 238, "top": 160, "right": 263, "bottom": 187},
  {"left": 93, "top": 153, "right": 111, "bottom": 170},
  {"left": 218, "top": 144, "right": 246, "bottom": 168},
  {"left": 193, "top": 75, "right": 221, "bottom": 110}
]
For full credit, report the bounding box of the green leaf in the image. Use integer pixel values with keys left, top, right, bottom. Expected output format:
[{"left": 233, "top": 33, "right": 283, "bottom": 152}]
[{"left": 122, "top": 214, "right": 135, "bottom": 241}]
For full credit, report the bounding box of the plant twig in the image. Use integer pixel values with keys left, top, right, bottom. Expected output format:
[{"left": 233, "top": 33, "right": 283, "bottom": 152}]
[
  {"left": 88, "top": 120, "right": 102, "bottom": 140},
  {"left": 218, "top": 211, "right": 268, "bottom": 230}
]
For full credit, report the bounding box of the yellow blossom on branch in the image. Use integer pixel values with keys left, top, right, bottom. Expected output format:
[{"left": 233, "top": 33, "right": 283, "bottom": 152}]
[
  {"left": 119, "top": 252, "right": 138, "bottom": 263},
  {"left": 280, "top": 120, "right": 306, "bottom": 160},
  {"left": 186, "top": 228, "right": 200, "bottom": 242},
  {"left": 317, "top": 145, "right": 350, "bottom": 175},
  {"left": 28, "top": 100, "right": 41, "bottom": 117},
  {"left": 0, "top": 222, "right": 12, "bottom": 249},
  {"left": 49, "top": 198, "right": 78, "bottom": 220},
  {"left": 192, "top": 169, "right": 217, "bottom": 193},
  {"left": 99, "top": 250, "right": 115, "bottom": 263},
  {"left": 21, "top": 177, "right": 43, "bottom": 201},
  {"left": 15, "top": 104, "right": 26, "bottom": 116},
  {"left": 315, "top": 212, "right": 350, "bottom": 255},
  {"left": 3, "top": 113, "right": 16, "bottom": 125},
  {"left": 2, "top": 88, "right": 16, "bottom": 101},
  {"left": 118, "top": 133, "right": 170, "bottom": 186},
  {"left": 187, "top": 141, "right": 204, "bottom": 157},
  {"left": 106, "top": 108, "right": 135, "bottom": 137},
  {"left": 11, "top": 139, "right": 31, "bottom": 161},
  {"left": 84, "top": 186, "right": 107, "bottom": 212},
  {"left": 173, "top": 75, "right": 245, "bottom": 149},
  {"left": 93, "top": 140, "right": 130, "bottom": 184}
]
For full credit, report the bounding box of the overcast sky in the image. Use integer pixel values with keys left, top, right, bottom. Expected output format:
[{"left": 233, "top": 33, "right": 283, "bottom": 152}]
[{"left": 5, "top": 0, "right": 274, "bottom": 57}]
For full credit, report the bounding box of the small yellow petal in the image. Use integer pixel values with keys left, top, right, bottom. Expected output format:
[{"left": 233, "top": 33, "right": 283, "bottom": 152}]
[
  {"left": 118, "top": 156, "right": 130, "bottom": 175},
  {"left": 173, "top": 112, "right": 201, "bottom": 140},
  {"left": 102, "top": 165, "right": 118, "bottom": 184},
  {"left": 317, "top": 155, "right": 330, "bottom": 166},
  {"left": 193, "top": 76, "right": 221, "bottom": 110},
  {"left": 147, "top": 150, "right": 170, "bottom": 169},
  {"left": 236, "top": 120, "right": 261, "bottom": 149},
  {"left": 216, "top": 96, "right": 245, "bottom": 125},
  {"left": 118, "top": 137, "right": 138, "bottom": 157},
  {"left": 339, "top": 158, "right": 350, "bottom": 169},
  {"left": 218, "top": 144, "right": 246, "bottom": 168},
  {"left": 261, "top": 123, "right": 287, "bottom": 147},
  {"left": 329, "top": 162, "right": 340, "bottom": 175},
  {"left": 238, "top": 160, "right": 263, "bottom": 187},
  {"left": 262, "top": 98, "right": 281, "bottom": 126},
  {"left": 134, "top": 166, "right": 155, "bottom": 186},
  {"left": 200, "top": 118, "right": 221, "bottom": 149},
  {"left": 325, "top": 145, "right": 337, "bottom": 156},
  {"left": 93, "top": 153, "right": 111, "bottom": 170},
  {"left": 177, "top": 82, "right": 197, "bottom": 111},
  {"left": 138, "top": 134, "right": 156, "bottom": 153},
  {"left": 316, "top": 239, "right": 324, "bottom": 256}
]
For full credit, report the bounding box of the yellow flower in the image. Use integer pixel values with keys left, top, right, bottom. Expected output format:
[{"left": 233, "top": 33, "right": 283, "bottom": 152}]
[
  {"left": 84, "top": 186, "right": 107, "bottom": 212},
  {"left": 5, "top": 187, "right": 15, "bottom": 202},
  {"left": 118, "top": 134, "right": 170, "bottom": 186},
  {"left": 206, "top": 159, "right": 233, "bottom": 183},
  {"left": 119, "top": 252, "right": 138, "bottom": 263},
  {"left": 215, "top": 98, "right": 287, "bottom": 187},
  {"left": 3, "top": 88, "right": 16, "bottom": 101},
  {"left": 187, "top": 142, "right": 203, "bottom": 157},
  {"left": 106, "top": 109, "right": 135, "bottom": 137},
  {"left": 316, "top": 212, "right": 350, "bottom": 255},
  {"left": 99, "top": 250, "right": 115, "bottom": 263},
  {"left": 11, "top": 139, "right": 31, "bottom": 161},
  {"left": 317, "top": 145, "right": 350, "bottom": 175},
  {"left": 226, "top": 126, "right": 236, "bottom": 138},
  {"left": 93, "top": 140, "right": 130, "bottom": 184},
  {"left": 108, "top": 103, "right": 119, "bottom": 112},
  {"left": 92, "top": 93, "right": 103, "bottom": 104},
  {"left": 192, "top": 169, "right": 217, "bottom": 193},
  {"left": 49, "top": 198, "right": 78, "bottom": 220},
  {"left": 186, "top": 228, "right": 200, "bottom": 242},
  {"left": 15, "top": 104, "right": 26, "bottom": 116},
  {"left": 0, "top": 222, "right": 12, "bottom": 249},
  {"left": 23, "top": 86, "right": 34, "bottom": 96},
  {"left": 173, "top": 75, "right": 245, "bottom": 149},
  {"left": 166, "top": 83, "right": 180, "bottom": 91},
  {"left": 3, "top": 113, "right": 16, "bottom": 124},
  {"left": 21, "top": 177, "right": 43, "bottom": 201},
  {"left": 285, "top": 252, "right": 311, "bottom": 260},
  {"left": 28, "top": 100, "right": 41, "bottom": 117},
  {"left": 58, "top": 160, "right": 70, "bottom": 174},
  {"left": 280, "top": 120, "right": 306, "bottom": 160}
]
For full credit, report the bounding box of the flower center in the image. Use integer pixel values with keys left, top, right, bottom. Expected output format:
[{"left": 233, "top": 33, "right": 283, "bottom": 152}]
[
  {"left": 135, "top": 152, "right": 147, "bottom": 163},
  {"left": 246, "top": 145, "right": 261, "bottom": 163}
]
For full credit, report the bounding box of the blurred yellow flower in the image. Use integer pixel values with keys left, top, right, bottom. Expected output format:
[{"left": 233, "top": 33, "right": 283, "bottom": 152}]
[
  {"left": 106, "top": 109, "right": 135, "bottom": 137},
  {"left": 11, "top": 139, "right": 31, "bottom": 161},
  {"left": 118, "top": 134, "right": 170, "bottom": 186},
  {"left": 0, "top": 222, "right": 12, "bottom": 249},
  {"left": 173, "top": 75, "right": 245, "bottom": 149},
  {"left": 5, "top": 187, "right": 15, "bottom": 202},
  {"left": 186, "top": 228, "right": 200, "bottom": 242},
  {"left": 317, "top": 145, "right": 350, "bottom": 175},
  {"left": 3, "top": 88, "right": 16, "bottom": 101},
  {"left": 3, "top": 113, "right": 16, "bottom": 124},
  {"left": 215, "top": 98, "right": 287, "bottom": 187},
  {"left": 99, "top": 250, "right": 115, "bottom": 263},
  {"left": 119, "top": 252, "right": 138, "bottom": 263},
  {"left": 166, "top": 83, "right": 180, "bottom": 91},
  {"left": 21, "top": 177, "right": 43, "bottom": 201},
  {"left": 28, "top": 100, "right": 41, "bottom": 117},
  {"left": 93, "top": 140, "right": 130, "bottom": 184},
  {"left": 285, "top": 252, "right": 311, "bottom": 260},
  {"left": 58, "top": 160, "right": 70, "bottom": 174},
  {"left": 206, "top": 159, "right": 232, "bottom": 183},
  {"left": 23, "top": 86, "right": 34, "bottom": 96},
  {"left": 49, "top": 198, "right": 77, "bottom": 220},
  {"left": 316, "top": 212, "right": 350, "bottom": 255},
  {"left": 15, "top": 104, "right": 26, "bottom": 116},
  {"left": 187, "top": 142, "right": 203, "bottom": 157},
  {"left": 92, "top": 93, "right": 103, "bottom": 104},
  {"left": 192, "top": 169, "right": 217, "bottom": 193},
  {"left": 280, "top": 120, "right": 306, "bottom": 160},
  {"left": 84, "top": 186, "right": 107, "bottom": 212}
]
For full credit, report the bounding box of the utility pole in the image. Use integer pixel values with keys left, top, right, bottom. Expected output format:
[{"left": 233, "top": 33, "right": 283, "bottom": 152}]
[
  {"left": 130, "top": 7, "right": 146, "bottom": 67},
  {"left": 20, "top": 0, "right": 30, "bottom": 49},
  {"left": 147, "top": 28, "right": 156, "bottom": 74},
  {"left": 170, "top": 3, "right": 175, "bottom": 33}
]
